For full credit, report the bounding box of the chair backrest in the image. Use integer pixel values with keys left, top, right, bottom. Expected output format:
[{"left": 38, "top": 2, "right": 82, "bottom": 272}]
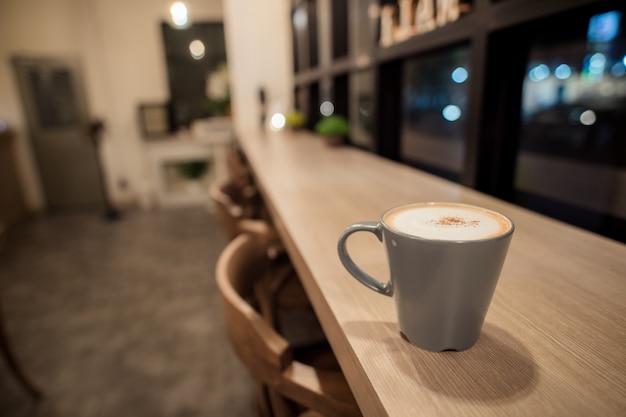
[
  {"left": 215, "top": 234, "right": 362, "bottom": 417},
  {"left": 226, "top": 147, "right": 253, "bottom": 189},
  {"left": 216, "top": 232, "right": 292, "bottom": 372},
  {"left": 209, "top": 177, "right": 245, "bottom": 240},
  {"left": 209, "top": 176, "right": 270, "bottom": 240}
]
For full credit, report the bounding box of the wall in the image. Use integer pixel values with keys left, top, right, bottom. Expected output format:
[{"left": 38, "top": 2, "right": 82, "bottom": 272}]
[
  {"left": 222, "top": 0, "right": 294, "bottom": 135},
  {"left": 0, "top": 0, "right": 231, "bottom": 212},
  {"left": 0, "top": 0, "right": 84, "bottom": 211}
]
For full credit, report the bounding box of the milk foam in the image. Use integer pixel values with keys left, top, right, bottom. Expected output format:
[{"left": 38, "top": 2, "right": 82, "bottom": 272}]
[{"left": 384, "top": 203, "right": 511, "bottom": 241}]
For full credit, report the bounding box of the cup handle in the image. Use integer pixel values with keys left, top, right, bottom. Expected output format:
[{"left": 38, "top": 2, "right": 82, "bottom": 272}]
[{"left": 337, "top": 222, "right": 393, "bottom": 297}]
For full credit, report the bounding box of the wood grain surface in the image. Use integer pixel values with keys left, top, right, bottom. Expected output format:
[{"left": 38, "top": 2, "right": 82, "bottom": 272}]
[{"left": 236, "top": 129, "right": 626, "bottom": 417}]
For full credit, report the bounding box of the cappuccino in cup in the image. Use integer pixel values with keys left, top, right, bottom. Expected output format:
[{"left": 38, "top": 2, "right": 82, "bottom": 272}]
[
  {"left": 383, "top": 202, "right": 512, "bottom": 241},
  {"left": 338, "top": 202, "right": 514, "bottom": 351}
]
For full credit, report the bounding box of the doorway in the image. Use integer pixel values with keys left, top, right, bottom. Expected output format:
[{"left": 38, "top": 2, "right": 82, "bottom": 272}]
[{"left": 12, "top": 55, "right": 104, "bottom": 211}]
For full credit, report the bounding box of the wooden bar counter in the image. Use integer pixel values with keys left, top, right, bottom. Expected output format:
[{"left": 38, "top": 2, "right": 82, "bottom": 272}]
[{"left": 236, "top": 130, "right": 626, "bottom": 417}]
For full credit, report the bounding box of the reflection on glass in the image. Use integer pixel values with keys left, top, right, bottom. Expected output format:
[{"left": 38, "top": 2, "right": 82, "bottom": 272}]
[
  {"left": 587, "top": 11, "right": 620, "bottom": 42},
  {"left": 400, "top": 45, "right": 470, "bottom": 181},
  {"left": 350, "top": 70, "right": 375, "bottom": 150},
  {"left": 293, "top": 7, "right": 307, "bottom": 29},
  {"left": 29, "top": 68, "right": 79, "bottom": 128},
  {"left": 442, "top": 104, "right": 461, "bottom": 121},
  {"left": 354, "top": 0, "right": 378, "bottom": 61},
  {"left": 451, "top": 66, "right": 468, "bottom": 83},
  {"left": 291, "top": 0, "right": 318, "bottom": 72},
  {"left": 514, "top": 9, "right": 626, "bottom": 242}
]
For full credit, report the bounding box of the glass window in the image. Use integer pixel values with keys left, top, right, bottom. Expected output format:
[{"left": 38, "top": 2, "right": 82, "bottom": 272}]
[
  {"left": 514, "top": 9, "right": 626, "bottom": 242},
  {"left": 29, "top": 68, "right": 79, "bottom": 128},
  {"left": 292, "top": 1, "right": 318, "bottom": 71},
  {"left": 400, "top": 45, "right": 471, "bottom": 182},
  {"left": 161, "top": 22, "right": 228, "bottom": 128},
  {"left": 331, "top": 0, "right": 348, "bottom": 59},
  {"left": 333, "top": 73, "right": 349, "bottom": 120},
  {"left": 350, "top": 70, "right": 375, "bottom": 150},
  {"left": 354, "top": 0, "right": 378, "bottom": 62},
  {"left": 295, "top": 83, "right": 320, "bottom": 130}
]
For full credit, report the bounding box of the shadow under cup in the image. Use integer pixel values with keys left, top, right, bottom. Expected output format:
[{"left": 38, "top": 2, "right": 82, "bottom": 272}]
[{"left": 337, "top": 202, "right": 515, "bottom": 352}]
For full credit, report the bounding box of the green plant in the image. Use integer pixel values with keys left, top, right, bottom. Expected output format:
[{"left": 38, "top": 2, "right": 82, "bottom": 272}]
[
  {"left": 202, "top": 97, "right": 230, "bottom": 117},
  {"left": 204, "top": 62, "right": 230, "bottom": 116},
  {"left": 177, "top": 161, "right": 209, "bottom": 179},
  {"left": 285, "top": 109, "right": 306, "bottom": 128},
  {"left": 314, "top": 114, "right": 350, "bottom": 137}
]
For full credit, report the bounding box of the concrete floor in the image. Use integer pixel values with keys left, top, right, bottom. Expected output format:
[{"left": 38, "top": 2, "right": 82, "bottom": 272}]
[{"left": 0, "top": 207, "right": 255, "bottom": 417}]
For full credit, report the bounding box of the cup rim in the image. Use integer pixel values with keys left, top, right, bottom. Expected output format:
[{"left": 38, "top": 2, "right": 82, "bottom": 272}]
[{"left": 380, "top": 201, "right": 515, "bottom": 243}]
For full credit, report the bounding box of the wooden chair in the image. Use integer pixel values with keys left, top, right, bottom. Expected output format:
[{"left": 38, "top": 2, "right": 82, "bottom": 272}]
[
  {"left": 209, "top": 146, "right": 274, "bottom": 241},
  {"left": 225, "top": 147, "right": 254, "bottom": 189},
  {"left": 215, "top": 233, "right": 362, "bottom": 417},
  {"left": 253, "top": 253, "right": 325, "bottom": 349},
  {"left": 0, "top": 224, "right": 43, "bottom": 400},
  {"left": 209, "top": 171, "right": 314, "bottom": 343},
  {"left": 209, "top": 176, "right": 267, "bottom": 240}
]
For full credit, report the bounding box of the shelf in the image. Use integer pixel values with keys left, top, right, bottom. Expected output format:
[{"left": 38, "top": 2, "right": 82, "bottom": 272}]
[{"left": 145, "top": 120, "right": 234, "bottom": 209}]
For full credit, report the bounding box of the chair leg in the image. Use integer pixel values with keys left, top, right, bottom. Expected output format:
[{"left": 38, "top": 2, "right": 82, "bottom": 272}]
[
  {"left": 0, "top": 311, "right": 43, "bottom": 399},
  {"left": 254, "top": 382, "right": 273, "bottom": 417},
  {"left": 0, "top": 227, "right": 42, "bottom": 400},
  {"left": 268, "top": 387, "right": 299, "bottom": 417}
]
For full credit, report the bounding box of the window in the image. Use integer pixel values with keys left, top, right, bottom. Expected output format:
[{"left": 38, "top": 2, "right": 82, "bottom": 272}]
[
  {"left": 161, "top": 21, "right": 228, "bottom": 129},
  {"left": 400, "top": 45, "right": 471, "bottom": 182},
  {"left": 513, "top": 9, "right": 626, "bottom": 241}
]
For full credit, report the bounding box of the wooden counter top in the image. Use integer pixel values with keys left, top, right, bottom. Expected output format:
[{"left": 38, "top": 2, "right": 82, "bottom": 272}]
[{"left": 236, "top": 130, "right": 626, "bottom": 417}]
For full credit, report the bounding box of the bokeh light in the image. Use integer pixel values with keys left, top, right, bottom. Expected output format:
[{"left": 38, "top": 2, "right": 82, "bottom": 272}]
[
  {"left": 589, "top": 53, "right": 607, "bottom": 76},
  {"left": 170, "top": 2, "right": 189, "bottom": 28},
  {"left": 189, "top": 40, "right": 205, "bottom": 60},
  {"left": 529, "top": 64, "right": 550, "bottom": 81},
  {"left": 270, "top": 113, "right": 286, "bottom": 131},
  {"left": 580, "top": 110, "right": 596, "bottom": 126},
  {"left": 320, "top": 101, "right": 334, "bottom": 116},
  {"left": 442, "top": 105, "right": 461, "bottom": 122},
  {"left": 554, "top": 64, "right": 572, "bottom": 80},
  {"left": 451, "top": 67, "right": 468, "bottom": 83}
]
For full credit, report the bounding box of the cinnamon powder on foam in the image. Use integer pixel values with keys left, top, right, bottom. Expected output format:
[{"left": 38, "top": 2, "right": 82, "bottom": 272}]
[{"left": 433, "top": 217, "right": 480, "bottom": 227}]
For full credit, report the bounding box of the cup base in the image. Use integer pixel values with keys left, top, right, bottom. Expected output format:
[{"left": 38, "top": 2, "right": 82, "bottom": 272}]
[{"left": 400, "top": 331, "right": 477, "bottom": 352}]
